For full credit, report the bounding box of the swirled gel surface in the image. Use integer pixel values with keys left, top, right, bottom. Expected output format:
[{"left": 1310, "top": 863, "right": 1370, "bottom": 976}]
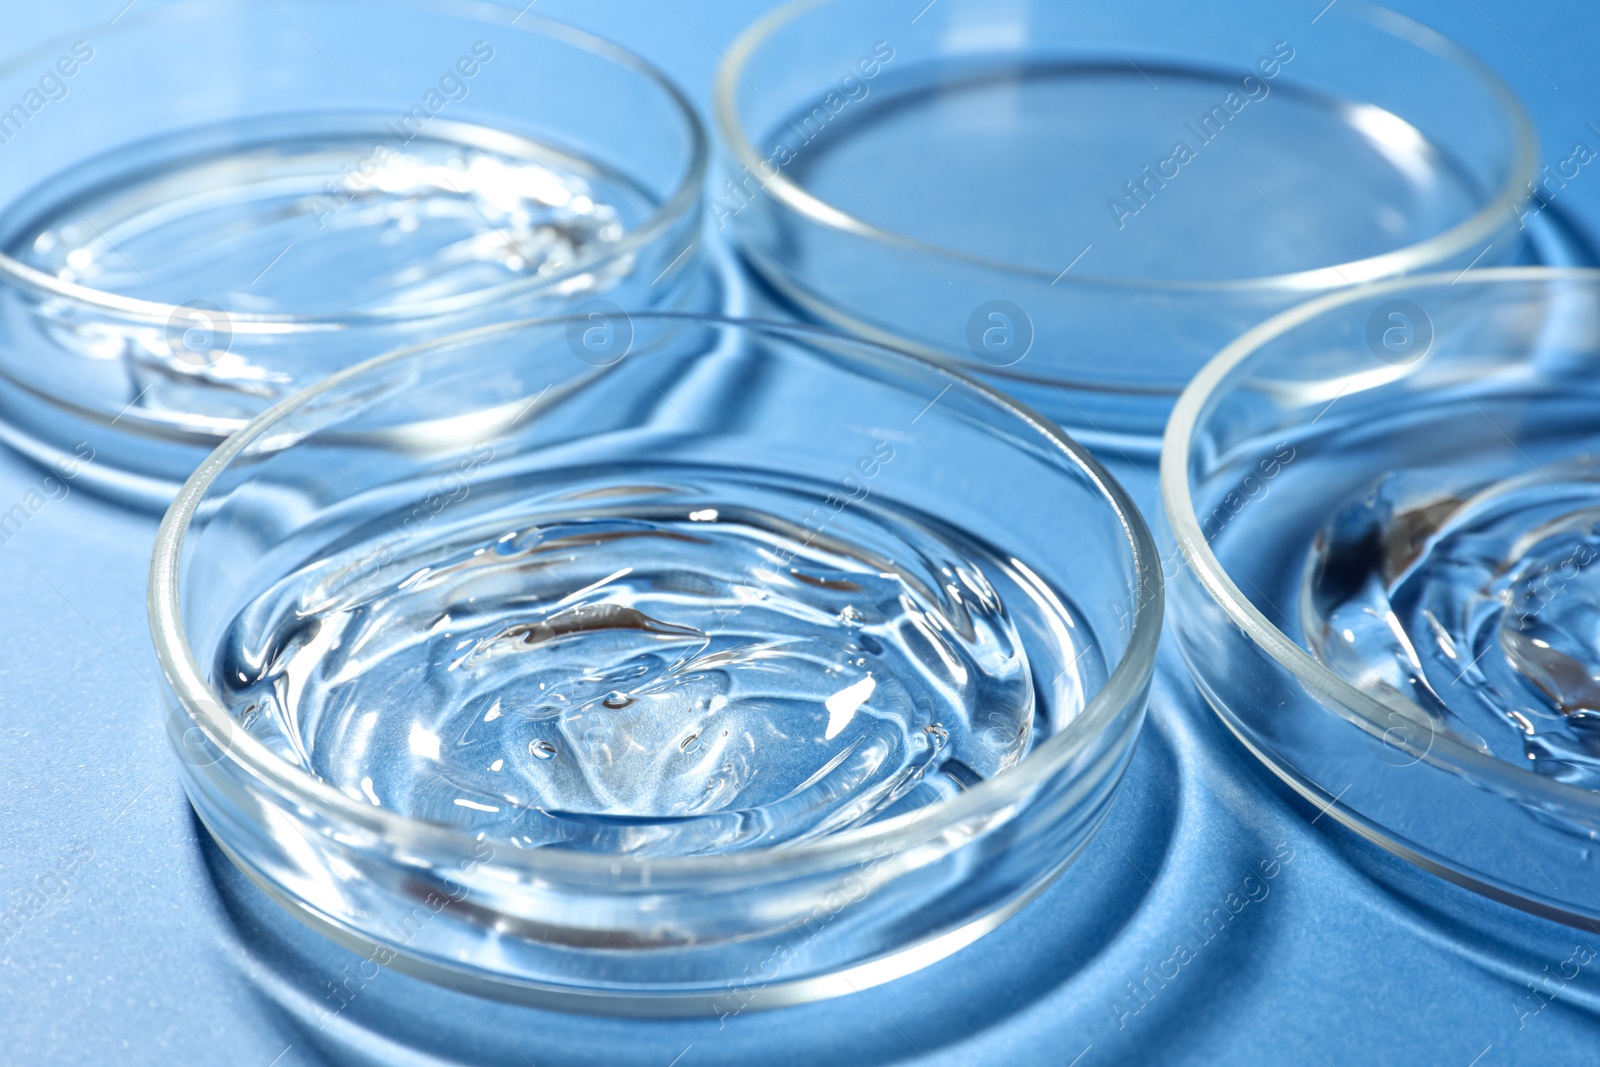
[
  {"left": 1303, "top": 459, "right": 1600, "bottom": 788},
  {"left": 214, "top": 469, "right": 1098, "bottom": 854}
]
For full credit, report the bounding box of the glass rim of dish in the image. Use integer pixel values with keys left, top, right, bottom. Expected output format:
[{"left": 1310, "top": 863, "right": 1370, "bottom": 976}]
[
  {"left": 1160, "top": 265, "right": 1600, "bottom": 817},
  {"left": 712, "top": 0, "right": 1537, "bottom": 293},
  {"left": 0, "top": 0, "right": 708, "bottom": 330},
  {"left": 149, "top": 311, "right": 1164, "bottom": 878}
]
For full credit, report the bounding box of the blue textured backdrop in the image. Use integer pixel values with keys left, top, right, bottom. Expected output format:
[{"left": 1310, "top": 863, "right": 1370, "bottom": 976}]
[{"left": 2, "top": 1, "right": 1599, "bottom": 1064}]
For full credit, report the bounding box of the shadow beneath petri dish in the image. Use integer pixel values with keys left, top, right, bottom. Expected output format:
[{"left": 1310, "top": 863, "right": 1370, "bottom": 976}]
[
  {"left": 1303, "top": 798, "right": 1600, "bottom": 1019},
  {"left": 1261, "top": 724, "right": 1600, "bottom": 1026},
  {"left": 1520, "top": 199, "right": 1600, "bottom": 271},
  {"left": 191, "top": 671, "right": 1201, "bottom": 1066}
]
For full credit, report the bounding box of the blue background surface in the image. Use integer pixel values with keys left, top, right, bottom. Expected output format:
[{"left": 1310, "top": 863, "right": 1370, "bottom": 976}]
[{"left": 3, "top": 1, "right": 1600, "bottom": 1063}]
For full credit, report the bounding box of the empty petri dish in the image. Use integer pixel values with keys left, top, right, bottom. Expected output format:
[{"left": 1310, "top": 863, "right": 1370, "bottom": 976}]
[
  {"left": 715, "top": 0, "right": 1537, "bottom": 454},
  {"left": 148, "top": 313, "right": 1161, "bottom": 1013},
  {"left": 1164, "top": 267, "right": 1600, "bottom": 925},
  {"left": 0, "top": 0, "right": 705, "bottom": 505}
]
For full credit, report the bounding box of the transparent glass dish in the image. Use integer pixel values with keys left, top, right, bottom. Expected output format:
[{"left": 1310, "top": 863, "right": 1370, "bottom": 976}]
[
  {"left": 0, "top": 0, "right": 705, "bottom": 506},
  {"left": 1164, "top": 267, "right": 1600, "bottom": 926},
  {"left": 149, "top": 313, "right": 1161, "bottom": 1014},
  {"left": 715, "top": 0, "right": 1537, "bottom": 454}
]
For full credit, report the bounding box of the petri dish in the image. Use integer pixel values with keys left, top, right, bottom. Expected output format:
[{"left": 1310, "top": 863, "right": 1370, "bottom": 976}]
[
  {"left": 0, "top": 0, "right": 706, "bottom": 505},
  {"left": 714, "top": 0, "right": 1538, "bottom": 454},
  {"left": 1163, "top": 267, "right": 1600, "bottom": 926},
  {"left": 148, "top": 313, "right": 1161, "bottom": 1014}
]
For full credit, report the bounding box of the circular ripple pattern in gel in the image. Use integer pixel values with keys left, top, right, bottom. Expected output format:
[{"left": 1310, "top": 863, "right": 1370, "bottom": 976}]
[
  {"left": 1303, "top": 458, "right": 1600, "bottom": 790},
  {"left": 212, "top": 470, "right": 1095, "bottom": 856}
]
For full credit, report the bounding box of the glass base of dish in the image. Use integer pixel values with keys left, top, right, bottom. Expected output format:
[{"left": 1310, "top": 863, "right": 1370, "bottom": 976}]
[
  {"left": 746, "top": 202, "right": 1597, "bottom": 462},
  {"left": 1205, "top": 706, "right": 1600, "bottom": 932},
  {"left": 205, "top": 817, "right": 1079, "bottom": 1016},
  {"left": 0, "top": 249, "right": 725, "bottom": 512}
]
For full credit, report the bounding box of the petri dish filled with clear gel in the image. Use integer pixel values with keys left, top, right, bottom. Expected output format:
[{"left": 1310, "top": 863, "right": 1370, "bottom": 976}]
[
  {"left": 1164, "top": 267, "right": 1600, "bottom": 926},
  {"left": 715, "top": 0, "right": 1538, "bottom": 454},
  {"left": 0, "top": 0, "right": 706, "bottom": 505},
  {"left": 148, "top": 313, "right": 1161, "bottom": 1014}
]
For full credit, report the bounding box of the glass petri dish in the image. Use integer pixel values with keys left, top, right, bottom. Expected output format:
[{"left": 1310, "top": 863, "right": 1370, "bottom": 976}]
[
  {"left": 148, "top": 313, "right": 1161, "bottom": 1014},
  {"left": 0, "top": 0, "right": 706, "bottom": 506},
  {"left": 714, "top": 0, "right": 1537, "bottom": 455},
  {"left": 1163, "top": 267, "right": 1600, "bottom": 927}
]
